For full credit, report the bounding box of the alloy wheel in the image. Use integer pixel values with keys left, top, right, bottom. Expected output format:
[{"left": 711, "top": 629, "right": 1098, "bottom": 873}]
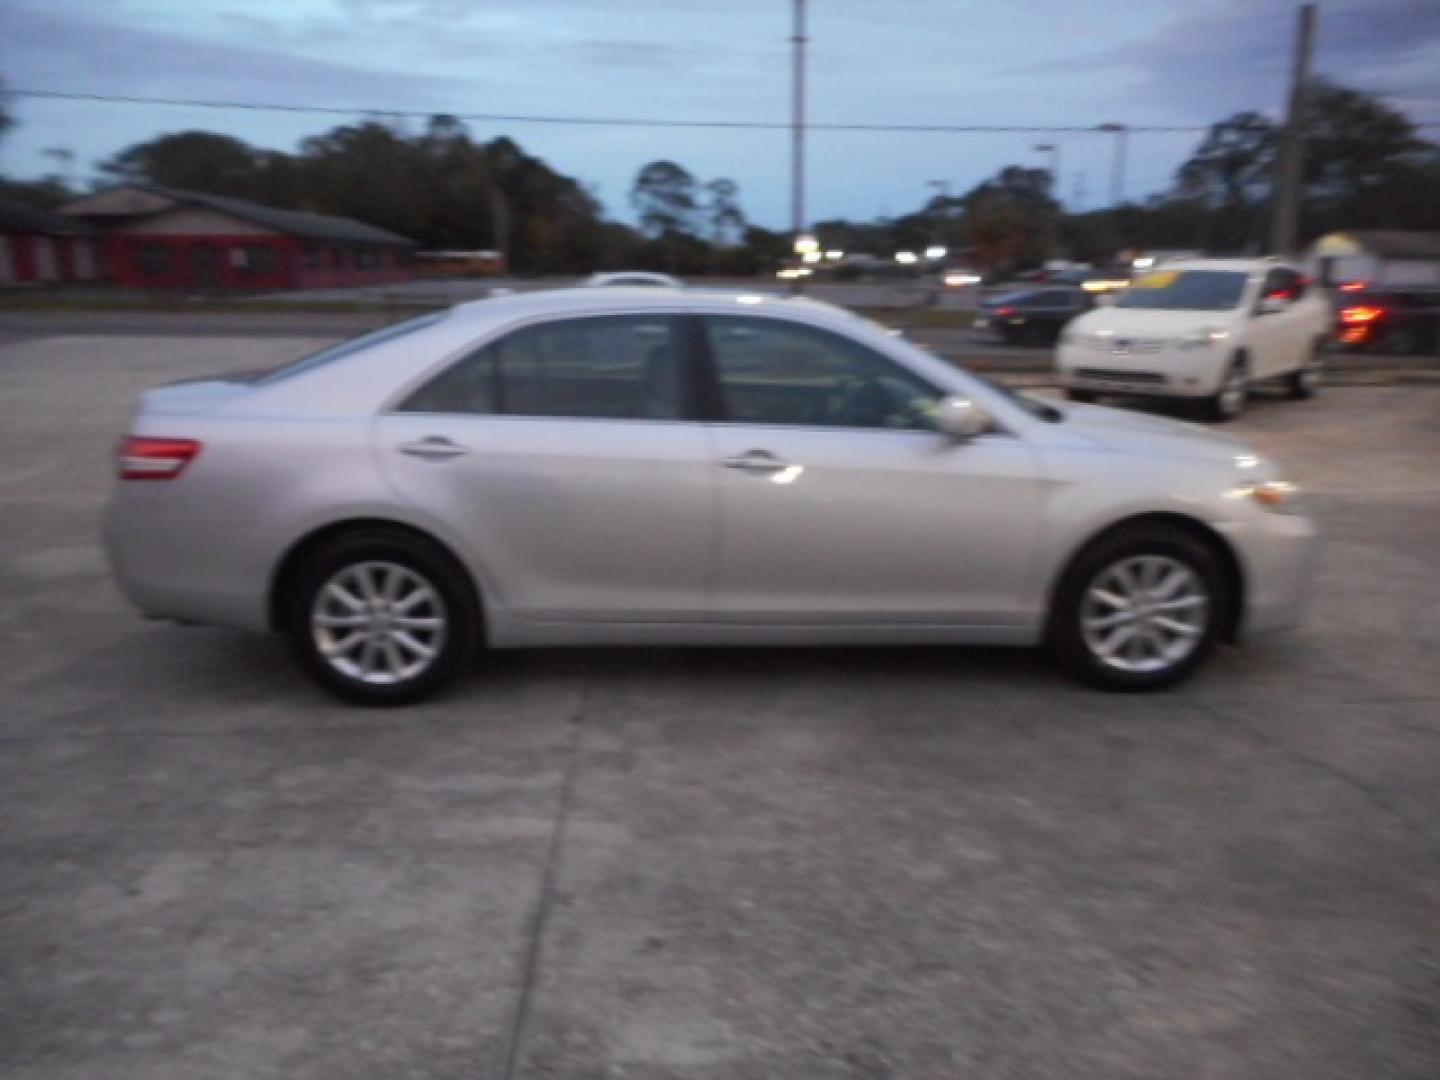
[
  {"left": 1080, "top": 555, "right": 1210, "bottom": 674},
  {"left": 310, "top": 560, "right": 448, "bottom": 686}
]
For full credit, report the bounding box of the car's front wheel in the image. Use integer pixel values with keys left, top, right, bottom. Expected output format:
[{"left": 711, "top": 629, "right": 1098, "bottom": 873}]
[
  {"left": 1048, "top": 524, "right": 1230, "bottom": 690},
  {"left": 284, "top": 528, "right": 481, "bottom": 705},
  {"left": 1201, "top": 357, "right": 1248, "bottom": 423}
]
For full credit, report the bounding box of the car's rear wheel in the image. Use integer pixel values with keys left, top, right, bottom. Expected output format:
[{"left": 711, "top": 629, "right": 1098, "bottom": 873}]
[
  {"left": 1201, "top": 357, "right": 1248, "bottom": 423},
  {"left": 1048, "top": 524, "right": 1230, "bottom": 691},
  {"left": 284, "top": 529, "right": 480, "bottom": 705},
  {"left": 1287, "top": 343, "right": 1323, "bottom": 399}
]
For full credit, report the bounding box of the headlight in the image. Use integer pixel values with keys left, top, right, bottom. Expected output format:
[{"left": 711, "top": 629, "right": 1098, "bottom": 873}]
[
  {"left": 1176, "top": 326, "right": 1229, "bottom": 350},
  {"left": 1244, "top": 479, "right": 1303, "bottom": 512},
  {"left": 1231, "top": 454, "right": 1304, "bottom": 513}
]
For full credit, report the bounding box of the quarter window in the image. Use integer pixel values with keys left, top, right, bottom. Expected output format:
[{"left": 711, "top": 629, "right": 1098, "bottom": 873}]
[
  {"left": 401, "top": 314, "right": 687, "bottom": 420},
  {"left": 703, "top": 315, "right": 941, "bottom": 431}
]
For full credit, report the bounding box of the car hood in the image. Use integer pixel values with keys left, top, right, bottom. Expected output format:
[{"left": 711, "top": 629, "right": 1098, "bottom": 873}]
[
  {"left": 1073, "top": 307, "right": 1234, "bottom": 336},
  {"left": 1059, "top": 401, "right": 1250, "bottom": 464}
]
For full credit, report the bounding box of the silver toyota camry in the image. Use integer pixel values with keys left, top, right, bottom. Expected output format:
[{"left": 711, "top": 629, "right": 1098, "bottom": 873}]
[{"left": 103, "top": 288, "right": 1317, "bottom": 704}]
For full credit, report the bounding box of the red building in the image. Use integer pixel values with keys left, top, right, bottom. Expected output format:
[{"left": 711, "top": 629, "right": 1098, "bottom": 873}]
[
  {"left": 0, "top": 199, "right": 102, "bottom": 285},
  {"left": 61, "top": 184, "right": 415, "bottom": 291}
]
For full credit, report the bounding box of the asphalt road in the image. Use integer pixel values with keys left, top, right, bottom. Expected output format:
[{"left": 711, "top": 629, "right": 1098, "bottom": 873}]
[{"left": 2, "top": 332, "right": 1439, "bottom": 1079}]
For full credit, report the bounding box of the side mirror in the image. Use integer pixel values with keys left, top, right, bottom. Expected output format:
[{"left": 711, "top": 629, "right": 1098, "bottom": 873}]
[
  {"left": 1257, "top": 295, "right": 1288, "bottom": 316},
  {"left": 934, "top": 395, "right": 991, "bottom": 441}
]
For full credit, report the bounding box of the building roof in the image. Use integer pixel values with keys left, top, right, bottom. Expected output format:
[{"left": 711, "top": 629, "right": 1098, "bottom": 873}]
[
  {"left": 65, "top": 184, "right": 415, "bottom": 247},
  {"left": 0, "top": 199, "right": 98, "bottom": 237},
  {"left": 1317, "top": 231, "right": 1440, "bottom": 259}
]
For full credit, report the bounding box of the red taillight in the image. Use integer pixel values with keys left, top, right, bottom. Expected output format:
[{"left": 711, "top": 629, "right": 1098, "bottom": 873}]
[
  {"left": 117, "top": 437, "right": 201, "bottom": 480},
  {"left": 1339, "top": 305, "right": 1383, "bottom": 324},
  {"left": 996, "top": 306, "right": 1016, "bottom": 317},
  {"left": 1338, "top": 281, "right": 1367, "bottom": 292}
]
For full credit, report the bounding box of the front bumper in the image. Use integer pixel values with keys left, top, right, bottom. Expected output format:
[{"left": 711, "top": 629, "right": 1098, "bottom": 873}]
[
  {"left": 1057, "top": 345, "right": 1225, "bottom": 398},
  {"left": 1220, "top": 510, "right": 1321, "bottom": 637}
]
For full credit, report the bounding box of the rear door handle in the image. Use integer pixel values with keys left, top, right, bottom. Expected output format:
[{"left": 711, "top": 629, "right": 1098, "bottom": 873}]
[
  {"left": 398, "top": 436, "right": 469, "bottom": 461},
  {"left": 722, "top": 449, "right": 788, "bottom": 474}
]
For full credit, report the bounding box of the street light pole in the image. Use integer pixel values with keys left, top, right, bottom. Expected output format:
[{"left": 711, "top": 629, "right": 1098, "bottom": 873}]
[
  {"left": 1097, "top": 123, "right": 1128, "bottom": 207},
  {"left": 790, "top": 0, "right": 808, "bottom": 293},
  {"left": 1033, "top": 143, "right": 1061, "bottom": 202}
]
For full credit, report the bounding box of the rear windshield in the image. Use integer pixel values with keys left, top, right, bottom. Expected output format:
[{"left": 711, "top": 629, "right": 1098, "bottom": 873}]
[
  {"left": 1116, "top": 270, "right": 1248, "bottom": 311},
  {"left": 252, "top": 313, "right": 446, "bottom": 385}
]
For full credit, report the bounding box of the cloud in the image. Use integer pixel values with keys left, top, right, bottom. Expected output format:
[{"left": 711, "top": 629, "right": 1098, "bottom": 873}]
[{"left": 1110, "top": 0, "right": 1440, "bottom": 120}]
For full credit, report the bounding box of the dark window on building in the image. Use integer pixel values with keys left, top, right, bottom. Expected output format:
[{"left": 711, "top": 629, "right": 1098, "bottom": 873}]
[
  {"left": 134, "top": 244, "right": 173, "bottom": 277},
  {"left": 243, "top": 245, "right": 280, "bottom": 276},
  {"left": 400, "top": 314, "right": 687, "bottom": 421}
]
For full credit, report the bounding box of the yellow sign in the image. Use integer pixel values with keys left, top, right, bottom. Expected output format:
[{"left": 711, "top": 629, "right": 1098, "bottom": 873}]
[{"left": 1133, "top": 270, "right": 1179, "bottom": 289}]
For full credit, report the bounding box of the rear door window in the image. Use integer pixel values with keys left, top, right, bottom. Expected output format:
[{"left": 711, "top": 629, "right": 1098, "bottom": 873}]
[{"left": 401, "top": 314, "right": 690, "bottom": 421}]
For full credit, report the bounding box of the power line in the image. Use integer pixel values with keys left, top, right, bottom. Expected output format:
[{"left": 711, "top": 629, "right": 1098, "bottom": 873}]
[{"left": 10, "top": 88, "right": 1215, "bottom": 134}]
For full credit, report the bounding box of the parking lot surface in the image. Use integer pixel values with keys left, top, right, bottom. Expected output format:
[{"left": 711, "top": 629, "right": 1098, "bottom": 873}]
[{"left": 2, "top": 332, "right": 1438, "bottom": 1079}]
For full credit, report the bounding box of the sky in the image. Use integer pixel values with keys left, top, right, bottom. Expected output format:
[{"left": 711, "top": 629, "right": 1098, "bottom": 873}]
[{"left": 2, "top": 0, "right": 1439, "bottom": 227}]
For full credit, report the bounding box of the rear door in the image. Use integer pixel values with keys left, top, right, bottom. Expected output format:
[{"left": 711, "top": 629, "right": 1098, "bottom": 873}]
[
  {"left": 699, "top": 313, "right": 1044, "bottom": 626},
  {"left": 377, "top": 312, "right": 713, "bottom": 622}
]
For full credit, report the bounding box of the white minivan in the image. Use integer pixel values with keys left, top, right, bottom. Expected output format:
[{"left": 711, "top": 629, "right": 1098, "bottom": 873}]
[{"left": 1056, "top": 259, "right": 1332, "bottom": 421}]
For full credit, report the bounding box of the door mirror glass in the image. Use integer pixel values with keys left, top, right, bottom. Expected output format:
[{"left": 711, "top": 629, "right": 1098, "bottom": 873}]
[{"left": 933, "top": 395, "right": 990, "bottom": 440}]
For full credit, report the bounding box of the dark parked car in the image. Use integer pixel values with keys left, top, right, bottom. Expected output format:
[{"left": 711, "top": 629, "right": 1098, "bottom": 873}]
[
  {"left": 1333, "top": 286, "right": 1440, "bottom": 354},
  {"left": 975, "top": 287, "right": 1093, "bottom": 344}
]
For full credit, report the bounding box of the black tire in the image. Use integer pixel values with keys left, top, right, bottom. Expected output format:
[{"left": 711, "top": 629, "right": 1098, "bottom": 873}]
[
  {"left": 1286, "top": 343, "right": 1323, "bottom": 400},
  {"left": 1065, "top": 389, "right": 1098, "bottom": 403},
  {"left": 1200, "top": 356, "right": 1248, "bottom": 423},
  {"left": 1047, "top": 523, "right": 1232, "bottom": 691},
  {"left": 283, "top": 528, "right": 481, "bottom": 705}
]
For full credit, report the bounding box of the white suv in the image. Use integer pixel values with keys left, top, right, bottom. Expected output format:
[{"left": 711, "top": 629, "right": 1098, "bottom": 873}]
[{"left": 1056, "top": 259, "right": 1331, "bottom": 421}]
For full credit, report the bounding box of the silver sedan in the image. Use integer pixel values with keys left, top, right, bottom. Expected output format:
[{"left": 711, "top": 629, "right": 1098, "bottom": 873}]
[{"left": 103, "top": 288, "right": 1318, "bottom": 703}]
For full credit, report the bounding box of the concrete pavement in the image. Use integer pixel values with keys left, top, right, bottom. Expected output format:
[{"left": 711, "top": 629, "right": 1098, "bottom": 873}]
[{"left": 1, "top": 332, "right": 1438, "bottom": 1079}]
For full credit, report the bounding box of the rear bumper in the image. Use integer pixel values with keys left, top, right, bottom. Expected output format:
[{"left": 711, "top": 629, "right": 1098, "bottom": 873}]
[{"left": 102, "top": 485, "right": 274, "bottom": 632}]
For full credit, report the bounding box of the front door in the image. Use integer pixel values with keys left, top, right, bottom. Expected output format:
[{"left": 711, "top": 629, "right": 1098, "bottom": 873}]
[
  {"left": 378, "top": 312, "right": 712, "bottom": 623},
  {"left": 700, "top": 314, "right": 1044, "bottom": 625}
]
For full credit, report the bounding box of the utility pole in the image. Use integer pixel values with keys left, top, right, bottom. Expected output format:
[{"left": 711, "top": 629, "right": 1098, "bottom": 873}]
[
  {"left": 790, "top": 0, "right": 808, "bottom": 293},
  {"left": 1270, "top": 2, "right": 1316, "bottom": 255}
]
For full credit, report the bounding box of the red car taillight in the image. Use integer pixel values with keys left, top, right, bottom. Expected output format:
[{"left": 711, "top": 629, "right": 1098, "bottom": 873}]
[
  {"left": 1339, "top": 305, "right": 1383, "bottom": 324},
  {"left": 996, "top": 306, "right": 1016, "bottom": 317},
  {"left": 117, "top": 437, "right": 202, "bottom": 480}
]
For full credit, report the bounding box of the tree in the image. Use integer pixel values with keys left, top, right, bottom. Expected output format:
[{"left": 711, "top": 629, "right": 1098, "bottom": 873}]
[
  {"left": 1173, "top": 112, "right": 1276, "bottom": 251},
  {"left": 630, "top": 161, "right": 699, "bottom": 239},
  {"left": 958, "top": 165, "right": 1061, "bottom": 273},
  {"left": 99, "top": 131, "right": 262, "bottom": 197},
  {"left": 704, "top": 177, "right": 746, "bottom": 247}
]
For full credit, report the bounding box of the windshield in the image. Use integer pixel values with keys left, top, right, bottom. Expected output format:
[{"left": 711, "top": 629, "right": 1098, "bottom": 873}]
[
  {"left": 252, "top": 312, "right": 446, "bottom": 385},
  {"left": 1116, "top": 270, "right": 1248, "bottom": 311}
]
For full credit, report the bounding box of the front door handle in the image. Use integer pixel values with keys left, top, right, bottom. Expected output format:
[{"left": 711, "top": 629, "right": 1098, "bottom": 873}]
[
  {"left": 722, "top": 449, "right": 789, "bottom": 474},
  {"left": 399, "top": 436, "right": 469, "bottom": 461}
]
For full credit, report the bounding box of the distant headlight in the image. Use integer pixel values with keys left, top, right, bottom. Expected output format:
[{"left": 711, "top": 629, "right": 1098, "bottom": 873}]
[{"left": 1175, "top": 326, "right": 1230, "bottom": 350}]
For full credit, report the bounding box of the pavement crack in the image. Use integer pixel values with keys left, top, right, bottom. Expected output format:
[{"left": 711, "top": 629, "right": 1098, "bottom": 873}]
[
  {"left": 496, "top": 675, "right": 588, "bottom": 1080},
  {"left": 1192, "top": 699, "right": 1440, "bottom": 872}
]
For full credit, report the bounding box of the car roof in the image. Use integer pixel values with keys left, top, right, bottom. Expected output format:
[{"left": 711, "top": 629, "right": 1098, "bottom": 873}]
[
  {"left": 1152, "top": 258, "right": 1288, "bottom": 274},
  {"left": 447, "top": 286, "right": 849, "bottom": 327}
]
